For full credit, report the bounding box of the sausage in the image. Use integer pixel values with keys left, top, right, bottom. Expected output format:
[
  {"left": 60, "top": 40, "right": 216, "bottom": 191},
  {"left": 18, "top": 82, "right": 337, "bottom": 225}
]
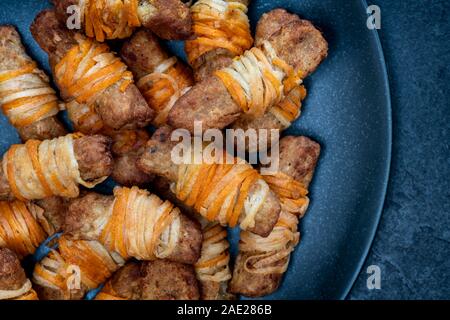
[
  {"left": 185, "top": 0, "right": 253, "bottom": 82},
  {"left": 0, "top": 198, "right": 66, "bottom": 259},
  {"left": 106, "top": 129, "right": 154, "bottom": 187},
  {"left": 137, "top": 126, "right": 281, "bottom": 237},
  {"left": 0, "top": 248, "right": 38, "bottom": 300},
  {"left": 30, "top": 9, "right": 155, "bottom": 131},
  {"left": 121, "top": 29, "right": 194, "bottom": 127},
  {"left": 229, "top": 10, "right": 327, "bottom": 153},
  {"left": 63, "top": 189, "right": 203, "bottom": 264},
  {"left": 0, "top": 248, "right": 27, "bottom": 291},
  {"left": 230, "top": 136, "right": 321, "bottom": 297},
  {"left": 97, "top": 260, "right": 200, "bottom": 300},
  {"left": 0, "top": 25, "right": 66, "bottom": 141},
  {"left": 52, "top": 0, "right": 192, "bottom": 40},
  {"left": 151, "top": 177, "right": 234, "bottom": 300},
  {"left": 168, "top": 9, "right": 328, "bottom": 133},
  {"left": 0, "top": 134, "right": 113, "bottom": 201}
]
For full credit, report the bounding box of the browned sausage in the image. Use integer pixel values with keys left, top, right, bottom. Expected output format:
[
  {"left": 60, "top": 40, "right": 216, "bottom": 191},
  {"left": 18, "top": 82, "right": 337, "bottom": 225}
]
[
  {"left": 52, "top": 0, "right": 192, "bottom": 40},
  {"left": 0, "top": 25, "right": 66, "bottom": 141},
  {"left": 0, "top": 248, "right": 38, "bottom": 300},
  {"left": 185, "top": 0, "right": 253, "bottom": 82},
  {"left": 32, "top": 235, "right": 124, "bottom": 300},
  {"left": 0, "top": 134, "right": 113, "bottom": 201},
  {"left": 230, "top": 136, "right": 321, "bottom": 297},
  {"left": 168, "top": 9, "right": 328, "bottom": 133},
  {"left": 121, "top": 29, "right": 194, "bottom": 127},
  {"left": 137, "top": 126, "right": 281, "bottom": 237},
  {"left": 64, "top": 189, "right": 203, "bottom": 264},
  {"left": 96, "top": 260, "right": 200, "bottom": 300},
  {"left": 30, "top": 9, "right": 154, "bottom": 131}
]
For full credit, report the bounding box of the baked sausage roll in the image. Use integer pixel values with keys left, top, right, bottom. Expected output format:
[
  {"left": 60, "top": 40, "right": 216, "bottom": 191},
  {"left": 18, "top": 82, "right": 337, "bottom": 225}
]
[
  {"left": 0, "top": 133, "right": 112, "bottom": 201},
  {"left": 230, "top": 136, "right": 320, "bottom": 297},
  {"left": 53, "top": 0, "right": 192, "bottom": 41},
  {"left": 63, "top": 186, "right": 202, "bottom": 264},
  {"left": 0, "top": 26, "right": 66, "bottom": 141},
  {"left": 138, "top": 126, "right": 281, "bottom": 237}
]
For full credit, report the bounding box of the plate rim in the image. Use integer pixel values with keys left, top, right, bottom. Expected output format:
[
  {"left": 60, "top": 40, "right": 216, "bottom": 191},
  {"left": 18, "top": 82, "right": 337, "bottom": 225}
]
[{"left": 340, "top": 0, "right": 393, "bottom": 300}]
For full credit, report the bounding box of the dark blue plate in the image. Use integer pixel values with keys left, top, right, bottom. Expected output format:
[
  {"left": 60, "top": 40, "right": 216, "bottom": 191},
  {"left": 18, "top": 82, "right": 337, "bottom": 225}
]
[{"left": 0, "top": 0, "right": 391, "bottom": 299}]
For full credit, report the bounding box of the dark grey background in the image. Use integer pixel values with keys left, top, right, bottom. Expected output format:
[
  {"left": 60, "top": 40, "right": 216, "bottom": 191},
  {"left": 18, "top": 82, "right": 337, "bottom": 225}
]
[{"left": 348, "top": 0, "right": 450, "bottom": 299}]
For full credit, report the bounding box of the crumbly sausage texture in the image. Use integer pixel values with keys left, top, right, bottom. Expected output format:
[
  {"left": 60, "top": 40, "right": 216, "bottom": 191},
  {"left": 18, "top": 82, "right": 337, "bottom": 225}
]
[
  {"left": 0, "top": 25, "right": 66, "bottom": 141},
  {"left": 0, "top": 134, "right": 112, "bottom": 201},
  {"left": 63, "top": 187, "right": 202, "bottom": 264},
  {"left": 31, "top": 9, "right": 155, "bottom": 131},
  {"left": 0, "top": 248, "right": 38, "bottom": 300},
  {"left": 230, "top": 136, "right": 321, "bottom": 297},
  {"left": 96, "top": 260, "right": 200, "bottom": 300},
  {"left": 138, "top": 126, "right": 281, "bottom": 237},
  {"left": 52, "top": 0, "right": 192, "bottom": 40},
  {"left": 168, "top": 9, "right": 328, "bottom": 133}
]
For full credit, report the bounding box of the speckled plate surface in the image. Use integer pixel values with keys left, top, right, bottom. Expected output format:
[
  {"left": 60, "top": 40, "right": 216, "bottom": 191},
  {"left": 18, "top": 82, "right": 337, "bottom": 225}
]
[{"left": 0, "top": 0, "right": 391, "bottom": 299}]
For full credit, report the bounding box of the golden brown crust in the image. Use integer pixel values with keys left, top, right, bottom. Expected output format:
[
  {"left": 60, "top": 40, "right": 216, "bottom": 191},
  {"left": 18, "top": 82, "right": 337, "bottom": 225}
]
[
  {"left": 168, "top": 76, "right": 241, "bottom": 133},
  {"left": 140, "top": 0, "right": 192, "bottom": 40},
  {"left": 0, "top": 248, "right": 27, "bottom": 291},
  {"left": 140, "top": 260, "right": 200, "bottom": 300},
  {"left": 276, "top": 136, "right": 321, "bottom": 187},
  {"left": 229, "top": 252, "right": 285, "bottom": 297},
  {"left": 261, "top": 17, "right": 328, "bottom": 77},
  {"left": 64, "top": 192, "right": 114, "bottom": 240},
  {"left": 0, "top": 25, "right": 66, "bottom": 141}
]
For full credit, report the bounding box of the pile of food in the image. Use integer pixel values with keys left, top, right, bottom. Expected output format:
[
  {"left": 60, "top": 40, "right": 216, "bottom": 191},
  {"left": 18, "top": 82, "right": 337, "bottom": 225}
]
[{"left": 0, "top": 0, "right": 327, "bottom": 300}]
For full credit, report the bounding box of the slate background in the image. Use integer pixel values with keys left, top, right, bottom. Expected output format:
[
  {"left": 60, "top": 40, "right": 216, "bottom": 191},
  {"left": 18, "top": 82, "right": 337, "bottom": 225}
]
[{"left": 348, "top": 0, "right": 450, "bottom": 299}]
